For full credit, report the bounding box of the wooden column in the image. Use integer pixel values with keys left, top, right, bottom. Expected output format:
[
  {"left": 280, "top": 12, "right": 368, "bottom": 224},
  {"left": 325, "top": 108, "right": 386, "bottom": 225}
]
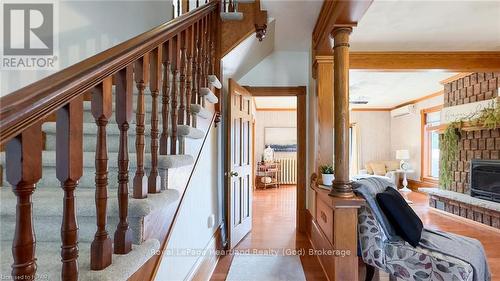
[
  {"left": 329, "top": 27, "right": 354, "bottom": 198},
  {"left": 90, "top": 77, "right": 113, "bottom": 270},
  {"left": 113, "top": 65, "right": 133, "bottom": 254},
  {"left": 56, "top": 97, "right": 83, "bottom": 281},
  {"left": 315, "top": 56, "right": 334, "bottom": 173},
  {"left": 6, "top": 123, "right": 42, "bottom": 280},
  {"left": 149, "top": 47, "right": 162, "bottom": 193},
  {"left": 133, "top": 55, "right": 149, "bottom": 199}
]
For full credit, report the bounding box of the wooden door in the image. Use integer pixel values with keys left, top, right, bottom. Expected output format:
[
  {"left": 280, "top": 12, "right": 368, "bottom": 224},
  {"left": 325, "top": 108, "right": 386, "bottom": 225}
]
[{"left": 227, "top": 79, "right": 253, "bottom": 249}]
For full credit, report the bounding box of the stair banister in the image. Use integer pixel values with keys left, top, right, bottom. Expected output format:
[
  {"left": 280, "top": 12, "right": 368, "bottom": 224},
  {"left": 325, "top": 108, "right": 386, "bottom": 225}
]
[
  {"left": 0, "top": 2, "right": 218, "bottom": 279},
  {"left": 186, "top": 24, "right": 194, "bottom": 126},
  {"left": 170, "top": 34, "right": 180, "bottom": 155},
  {"left": 160, "top": 40, "right": 172, "bottom": 156}
]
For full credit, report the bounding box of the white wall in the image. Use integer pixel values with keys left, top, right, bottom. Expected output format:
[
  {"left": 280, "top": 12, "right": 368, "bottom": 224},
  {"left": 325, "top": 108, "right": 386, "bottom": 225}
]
[
  {"left": 254, "top": 110, "right": 297, "bottom": 163},
  {"left": 238, "top": 51, "right": 309, "bottom": 86},
  {"left": 390, "top": 94, "right": 444, "bottom": 180},
  {"left": 154, "top": 126, "right": 220, "bottom": 281},
  {"left": 350, "top": 111, "right": 392, "bottom": 170},
  {"left": 1, "top": 0, "right": 173, "bottom": 95}
]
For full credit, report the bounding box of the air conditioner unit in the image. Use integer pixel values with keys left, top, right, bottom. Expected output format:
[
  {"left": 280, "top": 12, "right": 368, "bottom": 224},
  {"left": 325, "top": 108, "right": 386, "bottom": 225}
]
[{"left": 391, "top": 104, "right": 416, "bottom": 118}]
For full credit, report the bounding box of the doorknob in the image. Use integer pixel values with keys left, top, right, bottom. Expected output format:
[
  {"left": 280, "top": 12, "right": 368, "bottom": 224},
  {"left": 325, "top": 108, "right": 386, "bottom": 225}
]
[{"left": 230, "top": 171, "right": 239, "bottom": 177}]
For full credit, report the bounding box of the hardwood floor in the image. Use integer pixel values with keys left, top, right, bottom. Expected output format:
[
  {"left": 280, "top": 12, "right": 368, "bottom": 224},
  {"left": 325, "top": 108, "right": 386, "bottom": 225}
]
[
  {"left": 211, "top": 187, "right": 500, "bottom": 281},
  {"left": 210, "top": 185, "right": 327, "bottom": 281}
]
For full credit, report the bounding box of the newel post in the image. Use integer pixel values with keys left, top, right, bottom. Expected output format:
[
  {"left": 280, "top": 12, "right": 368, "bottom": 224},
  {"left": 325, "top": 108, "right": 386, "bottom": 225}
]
[{"left": 329, "top": 27, "right": 354, "bottom": 198}]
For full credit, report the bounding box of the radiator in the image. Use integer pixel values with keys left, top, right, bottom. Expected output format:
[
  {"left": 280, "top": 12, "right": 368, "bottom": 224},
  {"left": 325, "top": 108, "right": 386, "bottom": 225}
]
[{"left": 277, "top": 158, "right": 297, "bottom": 184}]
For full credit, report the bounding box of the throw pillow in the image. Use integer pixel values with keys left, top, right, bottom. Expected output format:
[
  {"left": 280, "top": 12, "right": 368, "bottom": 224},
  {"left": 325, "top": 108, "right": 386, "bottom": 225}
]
[
  {"left": 376, "top": 187, "right": 423, "bottom": 247},
  {"left": 371, "top": 162, "right": 387, "bottom": 176}
]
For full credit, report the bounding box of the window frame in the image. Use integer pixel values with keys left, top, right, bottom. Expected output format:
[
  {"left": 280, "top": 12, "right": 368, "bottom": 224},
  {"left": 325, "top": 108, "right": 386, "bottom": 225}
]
[{"left": 420, "top": 105, "right": 443, "bottom": 184}]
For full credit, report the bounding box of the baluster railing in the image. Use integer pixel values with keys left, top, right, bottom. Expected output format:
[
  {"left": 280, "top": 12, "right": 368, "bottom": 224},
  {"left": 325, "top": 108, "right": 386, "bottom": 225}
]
[
  {"left": 196, "top": 19, "right": 203, "bottom": 106},
  {"left": 201, "top": 16, "right": 207, "bottom": 107},
  {"left": 90, "top": 77, "right": 113, "bottom": 270},
  {"left": 192, "top": 21, "right": 199, "bottom": 106},
  {"left": 179, "top": 30, "right": 187, "bottom": 125},
  {"left": 149, "top": 47, "right": 162, "bottom": 193},
  {"left": 160, "top": 41, "right": 171, "bottom": 155},
  {"left": 0, "top": 2, "right": 219, "bottom": 278},
  {"left": 171, "top": 35, "right": 180, "bottom": 154},
  {"left": 186, "top": 25, "right": 194, "bottom": 126},
  {"left": 133, "top": 55, "right": 149, "bottom": 199},
  {"left": 5, "top": 123, "right": 42, "bottom": 280},
  {"left": 56, "top": 96, "right": 83, "bottom": 281},
  {"left": 114, "top": 65, "right": 134, "bottom": 254}
]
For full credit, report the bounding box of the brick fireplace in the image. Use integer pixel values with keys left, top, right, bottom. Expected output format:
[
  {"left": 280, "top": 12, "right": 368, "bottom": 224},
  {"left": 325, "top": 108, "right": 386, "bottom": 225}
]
[
  {"left": 423, "top": 72, "right": 500, "bottom": 230},
  {"left": 443, "top": 72, "right": 499, "bottom": 194}
]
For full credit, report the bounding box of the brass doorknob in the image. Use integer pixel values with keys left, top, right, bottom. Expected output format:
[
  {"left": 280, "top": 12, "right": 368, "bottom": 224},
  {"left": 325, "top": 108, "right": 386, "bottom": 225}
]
[{"left": 230, "top": 171, "right": 239, "bottom": 177}]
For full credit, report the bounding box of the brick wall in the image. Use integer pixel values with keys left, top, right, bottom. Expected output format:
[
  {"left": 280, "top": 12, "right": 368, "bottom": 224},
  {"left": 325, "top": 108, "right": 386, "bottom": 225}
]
[{"left": 442, "top": 72, "right": 500, "bottom": 194}]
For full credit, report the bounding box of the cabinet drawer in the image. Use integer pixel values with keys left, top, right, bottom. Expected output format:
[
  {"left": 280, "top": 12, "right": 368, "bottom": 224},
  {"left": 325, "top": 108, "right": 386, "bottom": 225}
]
[{"left": 316, "top": 196, "right": 333, "bottom": 244}]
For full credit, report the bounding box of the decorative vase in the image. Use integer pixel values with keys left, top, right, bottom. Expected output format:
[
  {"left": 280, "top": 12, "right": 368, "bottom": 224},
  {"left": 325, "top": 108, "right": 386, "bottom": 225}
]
[{"left": 321, "top": 174, "right": 334, "bottom": 186}]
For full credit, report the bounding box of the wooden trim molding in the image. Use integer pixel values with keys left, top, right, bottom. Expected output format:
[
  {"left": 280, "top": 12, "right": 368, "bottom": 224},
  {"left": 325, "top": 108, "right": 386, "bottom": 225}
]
[
  {"left": 186, "top": 225, "right": 224, "bottom": 281},
  {"left": 244, "top": 86, "right": 307, "bottom": 96},
  {"left": 255, "top": 108, "right": 296, "bottom": 111},
  {"left": 244, "top": 86, "right": 307, "bottom": 232},
  {"left": 350, "top": 52, "right": 500, "bottom": 71}
]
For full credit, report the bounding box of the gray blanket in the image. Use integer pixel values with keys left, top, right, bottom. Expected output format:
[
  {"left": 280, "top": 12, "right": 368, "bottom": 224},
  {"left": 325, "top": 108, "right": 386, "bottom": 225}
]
[{"left": 353, "top": 177, "right": 491, "bottom": 281}]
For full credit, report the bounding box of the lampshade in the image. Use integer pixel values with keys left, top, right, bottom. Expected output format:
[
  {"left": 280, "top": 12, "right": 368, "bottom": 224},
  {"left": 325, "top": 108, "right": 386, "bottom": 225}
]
[{"left": 396, "top": 150, "right": 410, "bottom": 160}]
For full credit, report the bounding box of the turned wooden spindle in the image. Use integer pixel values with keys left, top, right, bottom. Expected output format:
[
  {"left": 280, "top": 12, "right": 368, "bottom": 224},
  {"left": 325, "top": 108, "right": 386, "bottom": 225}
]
[
  {"left": 113, "top": 65, "right": 134, "bottom": 254},
  {"left": 229, "top": 0, "right": 234, "bottom": 12},
  {"left": 170, "top": 35, "right": 180, "bottom": 155},
  {"left": 6, "top": 123, "right": 42, "bottom": 280},
  {"left": 149, "top": 47, "right": 162, "bottom": 193},
  {"left": 178, "top": 30, "right": 187, "bottom": 125},
  {"left": 201, "top": 17, "right": 208, "bottom": 107},
  {"left": 186, "top": 25, "right": 194, "bottom": 126},
  {"left": 133, "top": 54, "right": 149, "bottom": 199},
  {"left": 160, "top": 41, "right": 171, "bottom": 155},
  {"left": 90, "top": 77, "right": 113, "bottom": 270},
  {"left": 56, "top": 97, "right": 83, "bottom": 281},
  {"left": 191, "top": 21, "right": 199, "bottom": 106},
  {"left": 196, "top": 19, "right": 203, "bottom": 106}
]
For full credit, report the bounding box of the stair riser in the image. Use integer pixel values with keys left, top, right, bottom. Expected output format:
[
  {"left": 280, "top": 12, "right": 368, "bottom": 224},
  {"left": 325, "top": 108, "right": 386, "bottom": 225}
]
[{"left": 0, "top": 215, "right": 144, "bottom": 244}]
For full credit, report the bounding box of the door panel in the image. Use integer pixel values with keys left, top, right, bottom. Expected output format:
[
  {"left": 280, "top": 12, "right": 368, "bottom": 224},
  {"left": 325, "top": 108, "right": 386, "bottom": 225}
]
[{"left": 227, "top": 79, "right": 253, "bottom": 249}]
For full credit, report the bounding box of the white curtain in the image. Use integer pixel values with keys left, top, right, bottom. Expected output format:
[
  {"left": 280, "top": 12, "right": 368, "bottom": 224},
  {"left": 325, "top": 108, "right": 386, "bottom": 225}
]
[{"left": 350, "top": 123, "right": 361, "bottom": 177}]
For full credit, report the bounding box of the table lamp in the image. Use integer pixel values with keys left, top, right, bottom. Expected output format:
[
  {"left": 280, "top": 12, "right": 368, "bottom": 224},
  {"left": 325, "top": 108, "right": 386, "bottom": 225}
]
[{"left": 396, "top": 149, "right": 410, "bottom": 170}]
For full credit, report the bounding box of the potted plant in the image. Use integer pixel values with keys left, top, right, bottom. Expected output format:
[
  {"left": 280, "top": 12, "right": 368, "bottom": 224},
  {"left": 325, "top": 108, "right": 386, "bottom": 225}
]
[{"left": 319, "top": 164, "right": 334, "bottom": 186}]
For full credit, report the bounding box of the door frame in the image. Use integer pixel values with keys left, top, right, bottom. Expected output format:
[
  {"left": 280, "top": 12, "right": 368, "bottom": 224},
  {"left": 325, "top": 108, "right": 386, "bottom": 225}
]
[{"left": 237, "top": 85, "right": 307, "bottom": 233}]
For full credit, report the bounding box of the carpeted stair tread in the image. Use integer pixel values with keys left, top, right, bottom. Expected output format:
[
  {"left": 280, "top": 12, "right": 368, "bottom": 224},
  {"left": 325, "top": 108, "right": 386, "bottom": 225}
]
[
  {"left": 0, "top": 188, "right": 180, "bottom": 218},
  {"left": 220, "top": 12, "right": 244, "bottom": 21},
  {"left": 0, "top": 239, "right": 160, "bottom": 281},
  {"left": 160, "top": 154, "right": 195, "bottom": 169},
  {"left": 1, "top": 189, "right": 180, "bottom": 243},
  {"left": 43, "top": 123, "right": 205, "bottom": 140},
  {"left": 1, "top": 150, "right": 192, "bottom": 170},
  {"left": 199, "top": 88, "right": 219, "bottom": 103},
  {"left": 190, "top": 104, "right": 212, "bottom": 119}
]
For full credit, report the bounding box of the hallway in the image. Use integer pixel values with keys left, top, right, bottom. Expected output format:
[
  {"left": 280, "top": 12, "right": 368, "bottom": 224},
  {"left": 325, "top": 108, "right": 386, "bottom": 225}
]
[{"left": 211, "top": 185, "right": 327, "bottom": 281}]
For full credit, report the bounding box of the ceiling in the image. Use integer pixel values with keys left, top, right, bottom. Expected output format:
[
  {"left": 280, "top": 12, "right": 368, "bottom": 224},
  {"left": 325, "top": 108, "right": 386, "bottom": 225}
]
[
  {"left": 253, "top": 96, "right": 297, "bottom": 109},
  {"left": 349, "top": 71, "right": 456, "bottom": 108},
  {"left": 350, "top": 0, "right": 500, "bottom": 51},
  {"left": 261, "top": 0, "right": 323, "bottom": 51}
]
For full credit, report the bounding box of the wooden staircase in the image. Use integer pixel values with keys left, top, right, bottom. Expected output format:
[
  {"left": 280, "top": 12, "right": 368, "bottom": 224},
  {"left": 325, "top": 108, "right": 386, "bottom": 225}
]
[{"left": 0, "top": 2, "right": 222, "bottom": 280}]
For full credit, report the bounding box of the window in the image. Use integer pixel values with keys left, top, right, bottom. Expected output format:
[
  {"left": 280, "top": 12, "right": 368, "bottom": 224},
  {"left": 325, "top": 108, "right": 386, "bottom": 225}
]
[{"left": 421, "top": 106, "right": 442, "bottom": 182}]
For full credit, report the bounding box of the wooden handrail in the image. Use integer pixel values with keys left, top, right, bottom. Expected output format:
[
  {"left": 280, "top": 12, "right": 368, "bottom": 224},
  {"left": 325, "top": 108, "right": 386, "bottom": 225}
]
[{"left": 0, "top": 1, "right": 217, "bottom": 145}]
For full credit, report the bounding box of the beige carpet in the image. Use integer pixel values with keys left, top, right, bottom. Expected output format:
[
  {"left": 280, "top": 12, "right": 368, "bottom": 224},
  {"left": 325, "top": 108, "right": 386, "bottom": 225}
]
[{"left": 226, "top": 254, "right": 306, "bottom": 281}]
